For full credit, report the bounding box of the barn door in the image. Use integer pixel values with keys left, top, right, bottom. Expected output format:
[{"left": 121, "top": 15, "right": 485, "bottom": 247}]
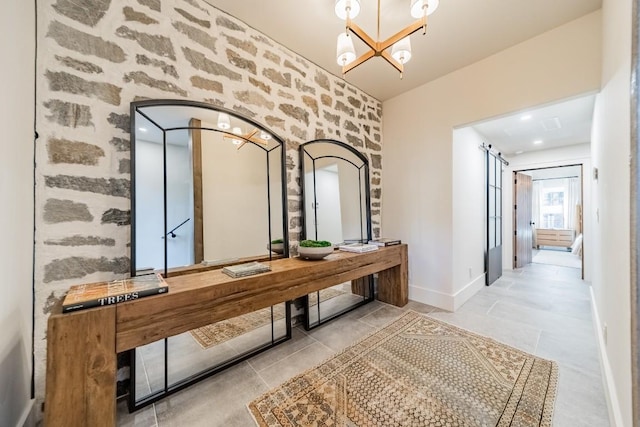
[
  {"left": 514, "top": 172, "right": 533, "bottom": 268},
  {"left": 486, "top": 151, "right": 504, "bottom": 285}
]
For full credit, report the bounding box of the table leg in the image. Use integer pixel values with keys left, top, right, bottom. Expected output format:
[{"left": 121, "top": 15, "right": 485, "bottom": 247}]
[
  {"left": 45, "top": 305, "right": 117, "bottom": 426},
  {"left": 377, "top": 245, "right": 409, "bottom": 307}
]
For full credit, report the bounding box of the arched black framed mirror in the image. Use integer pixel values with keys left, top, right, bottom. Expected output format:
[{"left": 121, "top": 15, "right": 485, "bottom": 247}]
[
  {"left": 300, "top": 139, "right": 374, "bottom": 329},
  {"left": 129, "top": 99, "right": 290, "bottom": 410},
  {"left": 131, "top": 99, "right": 289, "bottom": 275}
]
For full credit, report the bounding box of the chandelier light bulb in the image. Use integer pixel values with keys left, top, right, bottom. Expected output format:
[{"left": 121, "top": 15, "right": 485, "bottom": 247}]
[
  {"left": 410, "top": 0, "right": 439, "bottom": 18},
  {"left": 335, "top": 0, "right": 361, "bottom": 20},
  {"left": 336, "top": 32, "right": 356, "bottom": 66},
  {"left": 231, "top": 126, "right": 243, "bottom": 145},
  {"left": 217, "top": 113, "right": 231, "bottom": 130},
  {"left": 391, "top": 37, "right": 412, "bottom": 64},
  {"left": 260, "top": 131, "right": 272, "bottom": 140}
]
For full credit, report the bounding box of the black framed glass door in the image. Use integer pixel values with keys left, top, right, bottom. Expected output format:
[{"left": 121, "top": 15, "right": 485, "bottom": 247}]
[{"left": 485, "top": 146, "right": 507, "bottom": 285}]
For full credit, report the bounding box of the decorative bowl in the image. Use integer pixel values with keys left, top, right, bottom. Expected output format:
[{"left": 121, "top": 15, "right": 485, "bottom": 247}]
[
  {"left": 297, "top": 245, "right": 334, "bottom": 260},
  {"left": 267, "top": 242, "right": 285, "bottom": 254}
]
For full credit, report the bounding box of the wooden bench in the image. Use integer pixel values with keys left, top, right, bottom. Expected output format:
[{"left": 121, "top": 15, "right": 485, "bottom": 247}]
[{"left": 44, "top": 244, "right": 408, "bottom": 426}]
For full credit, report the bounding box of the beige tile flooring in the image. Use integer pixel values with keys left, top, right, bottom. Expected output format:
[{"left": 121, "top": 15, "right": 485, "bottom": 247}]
[{"left": 118, "top": 261, "right": 609, "bottom": 426}]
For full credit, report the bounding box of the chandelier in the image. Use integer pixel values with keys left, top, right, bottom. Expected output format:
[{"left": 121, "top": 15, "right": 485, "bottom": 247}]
[
  {"left": 335, "top": 0, "right": 439, "bottom": 78},
  {"left": 217, "top": 112, "right": 271, "bottom": 150}
]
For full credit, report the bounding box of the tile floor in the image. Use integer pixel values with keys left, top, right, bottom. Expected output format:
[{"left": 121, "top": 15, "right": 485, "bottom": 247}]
[{"left": 118, "top": 261, "right": 610, "bottom": 426}]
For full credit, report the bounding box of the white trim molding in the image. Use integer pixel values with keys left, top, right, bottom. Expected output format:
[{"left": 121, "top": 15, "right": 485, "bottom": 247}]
[
  {"left": 590, "top": 286, "right": 625, "bottom": 427},
  {"left": 408, "top": 273, "right": 486, "bottom": 312},
  {"left": 18, "top": 399, "right": 35, "bottom": 427}
]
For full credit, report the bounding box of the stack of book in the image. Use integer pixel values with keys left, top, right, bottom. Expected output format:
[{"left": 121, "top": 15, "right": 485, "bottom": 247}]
[
  {"left": 368, "top": 238, "right": 401, "bottom": 247},
  {"left": 62, "top": 273, "right": 169, "bottom": 313},
  {"left": 338, "top": 243, "right": 379, "bottom": 253},
  {"left": 222, "top": 261, "right": 271, "bottom": 278},
  {"left": 342, "top": 238, "right": 367, "bottom": 244},
  {"left": 201, "top": 257, "right": 239, "bottom": 267},
  {"left": 135, "top": 267, "right": 156, "bottom": 275}
]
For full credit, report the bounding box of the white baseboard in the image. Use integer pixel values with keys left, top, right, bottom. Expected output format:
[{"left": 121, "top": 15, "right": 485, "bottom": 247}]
[
  {"left": 409, "top": 285, "right": 454, "bottom": 311},
  {"left": 590, "top": 286, "right": 624, "bottom": 427},
  {"left": 452, "top": 274, "right": 486, "bottom": 311},
  {"left": 408, "top": 274, "right": 485, "bottom": 312},
  {"left": 17, "top": 399, "right": 35, "bottom": 427}
]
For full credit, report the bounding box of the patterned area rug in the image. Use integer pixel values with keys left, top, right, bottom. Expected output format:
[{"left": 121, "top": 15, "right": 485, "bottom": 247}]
[
  {"left": 248, "top": 311, "right": 558, "bottom": 427},
  {"left": 190, "top": 288, "right": 346, "bottom": 349}
]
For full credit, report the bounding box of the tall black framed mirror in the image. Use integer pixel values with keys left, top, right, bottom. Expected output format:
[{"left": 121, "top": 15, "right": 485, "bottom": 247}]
[
  {"left": 299, "top": 139, "right": 374, "bottom": 329},
  {"left": 129, "top": 100, "right": 290, "bottom": 410}
]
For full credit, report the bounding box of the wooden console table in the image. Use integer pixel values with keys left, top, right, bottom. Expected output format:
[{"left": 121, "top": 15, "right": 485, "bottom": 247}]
[{"left": 44, "top": 244, "right": 408, "bottom": 426}]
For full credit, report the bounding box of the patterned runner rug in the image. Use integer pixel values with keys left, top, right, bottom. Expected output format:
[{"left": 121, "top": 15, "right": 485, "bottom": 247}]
[
  {"left": 190, "top": 288, "right": 346, "bottom": 349},
  {"left": 248, "top": 311, "right": 558, "bottom": 427}
]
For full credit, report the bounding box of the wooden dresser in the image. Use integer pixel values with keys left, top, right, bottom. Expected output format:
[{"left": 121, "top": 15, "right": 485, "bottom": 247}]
[{"left": 534, "top": 228, "right": 575, "bottom": 249}]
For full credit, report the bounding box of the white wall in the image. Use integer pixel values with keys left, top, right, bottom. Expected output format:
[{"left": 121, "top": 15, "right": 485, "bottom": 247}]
[
  {"left": 382, "top": 11, "right": 602, "bottom": 309},
  {"left": 0, "top": 0, "right": 35, "bottom": 425},
  {"left": 590, "top": 0, "right": 632, "bottom": 424},
  {"left": 338, "top": 163, "right": 364, "bottom": 242},
  {"left": 451, "top": 127, "right": 486, "bottom": 310},
  {"left": 201, "top": 128, "right": 271, "bottom": 260},
  {"left": 504, "top": 143, "right": 592, "bottom": 281},
  {"left": 305, "top": 168, "right": 343, "bottom": 244},
  {"left": 135, "top": 140, "right": 193, "bottom": 270},
  {"left": 268, "top": 147, "right": 285, "bottom": 243}
]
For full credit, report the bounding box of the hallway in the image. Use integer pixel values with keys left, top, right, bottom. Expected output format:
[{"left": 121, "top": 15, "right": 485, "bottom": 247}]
[
  {"left": 118, "top": 262, "right": 609, "bottom": 426},
  {"left": 433, "top": 263, "right": 608, "bottom": 426}
]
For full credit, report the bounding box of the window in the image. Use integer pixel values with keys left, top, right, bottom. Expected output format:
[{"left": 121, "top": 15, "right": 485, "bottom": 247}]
[
  {"left": 532, "top": 175, "right": 581, "bottom": 232},
  {"left": 540, "top": 187, "right": 565, "bottom": 228},
  {"left": 542, "top": 213, "right": 564, "bottom": 228},
  {"left": 543, "top": 191, "right": 564, "bottom": 207}
]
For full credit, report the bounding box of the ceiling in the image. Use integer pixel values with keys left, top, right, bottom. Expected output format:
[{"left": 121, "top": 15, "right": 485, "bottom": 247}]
[
  {"left": 471, "top": 93, "right": 596, "bottom": 156},
  {"left": 203, "top": 0, "right": 601, "bottom": 101}
]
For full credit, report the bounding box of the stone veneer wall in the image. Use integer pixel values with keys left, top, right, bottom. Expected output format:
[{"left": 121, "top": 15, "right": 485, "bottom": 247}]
[{"left": 34, "top": 0, "right": 383, "bottom": 406}]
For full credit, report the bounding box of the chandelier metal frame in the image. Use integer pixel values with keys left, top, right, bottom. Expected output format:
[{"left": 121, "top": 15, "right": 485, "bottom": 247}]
[{"left": 341, "top": 2, "right": 426, "bottom": 76}]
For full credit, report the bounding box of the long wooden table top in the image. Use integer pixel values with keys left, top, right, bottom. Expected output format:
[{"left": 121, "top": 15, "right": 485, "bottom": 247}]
[
  {"left": 44, "top": 244, "right": 407, "bottom": 427},
  {"left": 115, "top": 245, "right": 406, "bottom": 352}
]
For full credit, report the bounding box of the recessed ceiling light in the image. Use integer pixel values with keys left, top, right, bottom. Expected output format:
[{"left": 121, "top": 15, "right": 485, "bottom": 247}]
[
  {"left": 533, "top": 139, "right": 543, "bottom": 145},
  {"left": 520, "top": 114, "right": 532, "bottom": 121},
  {"left": 138, "top": 127, "right": 147, "bottom": 132}
]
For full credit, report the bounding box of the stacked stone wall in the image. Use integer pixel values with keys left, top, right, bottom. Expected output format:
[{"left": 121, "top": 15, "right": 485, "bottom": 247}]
[{"left": 34, "top": 0, "right": 383, "bottom": 404}]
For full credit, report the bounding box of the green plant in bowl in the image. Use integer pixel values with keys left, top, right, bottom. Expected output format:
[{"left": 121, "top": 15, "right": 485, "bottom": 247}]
[
  {"left": 297, "top": 240, "right": 334, "bottom": 259},
  {"left": 268, "top": 238, "right": 285, "bottom": 254},
  {"left": 299, "top": 240, "right": 332, "bottom": 248}
]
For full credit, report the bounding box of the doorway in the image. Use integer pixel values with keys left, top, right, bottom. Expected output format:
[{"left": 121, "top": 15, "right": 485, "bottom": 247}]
[
  {"left": 513, "top": 172, "right": 533, "bottom": 268},
  {"left": 513, "top": 164, "right": 584, "bottom": 278}
]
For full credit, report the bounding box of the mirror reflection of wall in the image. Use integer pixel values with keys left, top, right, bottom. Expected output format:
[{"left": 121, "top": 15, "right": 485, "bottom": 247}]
[
  {"left": 134, "top": 119, "right": 194, "bottom": 271},
  {"left": 198, "top": 121, "right": 270, "bottom": 261},
  {"left": 131, "top": 102, "right": 288, "bottom": 275},
  {"left": 338, "top": 161, "right": 365, "bottom": 241},
  {"left": 268, "top": 145, "right": 284, "bottom": 246},
  {"left": 304, "top": 163, "right": 343, "bottom": 244}
]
